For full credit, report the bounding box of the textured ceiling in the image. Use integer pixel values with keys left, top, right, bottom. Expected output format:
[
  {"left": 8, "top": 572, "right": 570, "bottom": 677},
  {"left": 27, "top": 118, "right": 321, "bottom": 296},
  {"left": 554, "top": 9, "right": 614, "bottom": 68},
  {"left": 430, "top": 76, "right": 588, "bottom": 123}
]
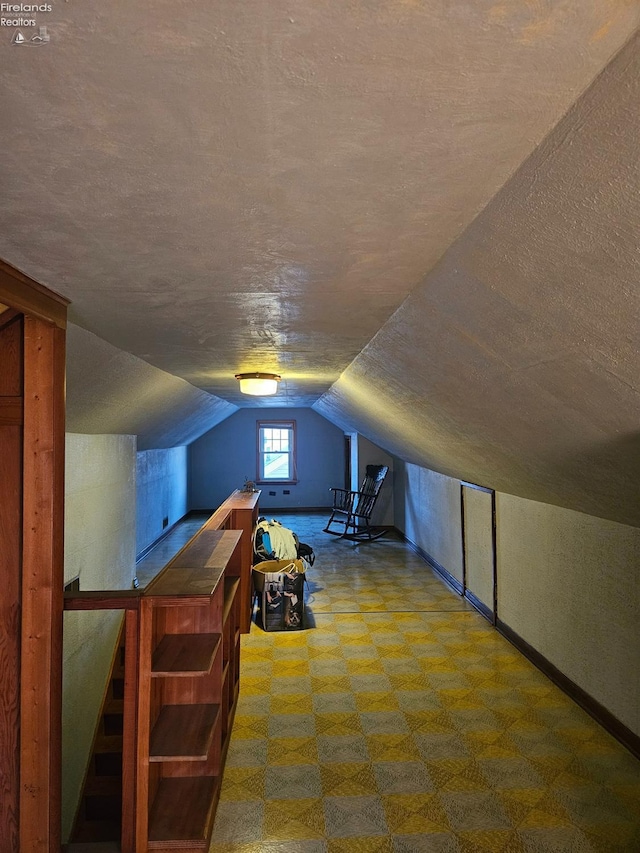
[
  {"left": 1, "top": 1, "right": 638, "bottom": 406},
  {"left": 1, "top": 2, "right": 639, "bottom": 523}
]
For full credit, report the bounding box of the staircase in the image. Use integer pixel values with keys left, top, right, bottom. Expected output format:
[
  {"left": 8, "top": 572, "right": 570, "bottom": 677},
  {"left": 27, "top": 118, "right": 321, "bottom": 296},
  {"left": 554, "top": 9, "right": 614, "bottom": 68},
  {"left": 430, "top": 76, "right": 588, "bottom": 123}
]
[{"left": 69, "top": 628, "right": 126, "bottom": 846}]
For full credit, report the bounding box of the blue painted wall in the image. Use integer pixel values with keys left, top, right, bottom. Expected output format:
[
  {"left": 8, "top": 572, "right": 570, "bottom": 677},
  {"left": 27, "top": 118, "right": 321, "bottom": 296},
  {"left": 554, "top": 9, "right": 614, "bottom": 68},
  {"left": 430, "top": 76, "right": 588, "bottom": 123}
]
[
  {"left": 137, "top": 447, "right": 188, "bottom": 555},
  {"left": 188, "top": 408, "right": 345, "bottom": 510}
]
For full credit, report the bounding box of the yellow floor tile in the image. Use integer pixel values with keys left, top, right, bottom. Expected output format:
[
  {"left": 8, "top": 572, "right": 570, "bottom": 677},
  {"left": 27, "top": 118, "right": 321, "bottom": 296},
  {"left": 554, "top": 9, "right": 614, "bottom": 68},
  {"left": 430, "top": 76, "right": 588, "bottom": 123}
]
[
  {"left": 267, "top": 737, "right": 319, "bottom": 765},
  {"left": 382, "top": 792, "right": 451, "bottom": 833},
  {"left": 320, "top": 762, "right": 378, "bottom": 796},
  {"left": 355, "top": 692, "right": 399, "bottom": 712},
  {"left": 327, "top": 837, "right": 394, "bottom": 853},
  {"left": 263, "top": 797, "right": 325, "bottom": 839},
  {"left": 366, "top": 734, "right": 422, "bottom": 762}
]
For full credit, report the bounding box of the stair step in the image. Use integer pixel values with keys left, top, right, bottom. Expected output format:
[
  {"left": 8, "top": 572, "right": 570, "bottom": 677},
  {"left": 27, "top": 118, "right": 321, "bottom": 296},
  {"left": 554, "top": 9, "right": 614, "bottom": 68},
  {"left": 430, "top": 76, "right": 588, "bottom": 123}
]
[
  {"left": 103, "top": 699, "right": 124, "bottom": 715},
  {"left": 93, "top": 752, "right": 122, "bottom": 777},
  {"left": 84, "top": 775, "right": 122, "bottom": 797},
  {"left": 110, "top": 677, "right": 125, "bottom": 701},
  {"left": 84, "top": 793, "right": 121, "bottom": 821},
  {"left": 93, "top": 735, "right": 123, "bottom": 754},
  {"left": 102, "top": 713, "right": 123, "bottom": 737},
  {"left": 71, "top": 819, "right": 120, "bottom": 843}
]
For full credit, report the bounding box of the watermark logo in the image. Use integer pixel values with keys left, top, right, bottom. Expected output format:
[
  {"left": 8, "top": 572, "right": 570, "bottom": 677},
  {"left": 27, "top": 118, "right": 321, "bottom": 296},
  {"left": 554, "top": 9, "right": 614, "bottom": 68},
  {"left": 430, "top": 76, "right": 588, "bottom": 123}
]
[
  {"left": 2, "top": 3, "right": 53, "bottom": 44},
  {"left": 11, "top": 24, "right": 48, "bottom": 43}
]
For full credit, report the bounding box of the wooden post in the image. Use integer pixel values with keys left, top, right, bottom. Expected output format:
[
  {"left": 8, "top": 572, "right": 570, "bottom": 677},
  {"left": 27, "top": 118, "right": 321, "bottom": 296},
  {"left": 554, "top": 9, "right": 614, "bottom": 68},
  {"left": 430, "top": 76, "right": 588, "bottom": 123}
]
[
  {"left": 1, "top": 263, "right": 68, "bottom": 853},
  {"left": 20, "top": 316, "right": 66, "bottom": 853},
  {"left": 121, "top": 608, "right": 140, "bottom": 853},
  {"left": 0, "top": 313, "right": 24, "bottom": 853}
]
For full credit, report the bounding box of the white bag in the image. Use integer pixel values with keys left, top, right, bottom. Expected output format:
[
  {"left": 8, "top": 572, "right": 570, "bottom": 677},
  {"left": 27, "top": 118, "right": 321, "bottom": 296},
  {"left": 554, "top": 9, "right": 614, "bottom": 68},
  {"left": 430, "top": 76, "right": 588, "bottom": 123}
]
[{"left": 253, "top": 518, "right": 298, "bottom": 561}]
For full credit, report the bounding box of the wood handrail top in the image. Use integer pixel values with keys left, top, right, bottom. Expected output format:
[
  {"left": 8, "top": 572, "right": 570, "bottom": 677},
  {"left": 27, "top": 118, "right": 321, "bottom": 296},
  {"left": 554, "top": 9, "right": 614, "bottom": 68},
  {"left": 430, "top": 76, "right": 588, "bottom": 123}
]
[
  {"left": 64, "top": 590, "right": 141, "bottom": 610},
  {"left": 145, "top": 529, "right": 243, "bottom": 598},
  {"left": 220, "top": 489, "right": 261, "bottom": 510}
]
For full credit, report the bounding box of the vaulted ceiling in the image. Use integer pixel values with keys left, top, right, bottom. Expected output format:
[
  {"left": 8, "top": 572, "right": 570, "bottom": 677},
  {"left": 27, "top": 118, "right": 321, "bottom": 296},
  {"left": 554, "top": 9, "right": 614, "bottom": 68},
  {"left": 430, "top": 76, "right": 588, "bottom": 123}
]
[{"left": 1, "top": 3, "right": 639, "bottom": 524}]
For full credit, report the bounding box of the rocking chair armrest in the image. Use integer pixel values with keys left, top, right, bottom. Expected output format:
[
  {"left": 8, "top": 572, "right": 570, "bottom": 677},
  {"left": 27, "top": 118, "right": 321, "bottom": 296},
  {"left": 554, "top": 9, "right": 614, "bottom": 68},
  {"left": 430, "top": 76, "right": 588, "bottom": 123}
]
[
  {"left": 330, "top": 487, "right": 361, "bottom": 502},
  {"left": 329, "top": 487, "right": 356, "bottom": 511},
  {"left": 329, "top": 487, "right": 367, "bottom": 501},
  {"left": 331, "top": 488, "right": 375, "bottom": 498}
]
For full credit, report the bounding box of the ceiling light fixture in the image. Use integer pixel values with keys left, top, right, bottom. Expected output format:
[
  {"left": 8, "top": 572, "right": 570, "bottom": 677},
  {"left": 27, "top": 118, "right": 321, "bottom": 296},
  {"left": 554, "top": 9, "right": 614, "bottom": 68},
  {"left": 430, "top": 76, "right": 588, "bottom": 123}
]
[{"left": 235, "top": 372, "right": 281, "bottom": 396}]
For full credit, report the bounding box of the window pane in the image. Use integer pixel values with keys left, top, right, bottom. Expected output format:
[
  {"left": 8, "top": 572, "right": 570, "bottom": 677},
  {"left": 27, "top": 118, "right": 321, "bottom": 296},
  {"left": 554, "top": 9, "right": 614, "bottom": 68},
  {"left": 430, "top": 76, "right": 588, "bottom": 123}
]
[
  {"left": 258, "top": 422, "right": 295, "bottom": 482},
  {"left": 263, "top": 452, "right": 290, "bottom": 480}
]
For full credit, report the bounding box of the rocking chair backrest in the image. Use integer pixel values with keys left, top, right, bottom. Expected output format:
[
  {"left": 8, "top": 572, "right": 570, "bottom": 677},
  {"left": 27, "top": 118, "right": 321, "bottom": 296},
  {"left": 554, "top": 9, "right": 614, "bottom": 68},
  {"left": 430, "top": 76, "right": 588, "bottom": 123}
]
[
  {"left": 353, "top": 465, "right": 388, "bottom": 516},
  {"left": 325, "top": 464, "right": 390, "bottom": 539}
]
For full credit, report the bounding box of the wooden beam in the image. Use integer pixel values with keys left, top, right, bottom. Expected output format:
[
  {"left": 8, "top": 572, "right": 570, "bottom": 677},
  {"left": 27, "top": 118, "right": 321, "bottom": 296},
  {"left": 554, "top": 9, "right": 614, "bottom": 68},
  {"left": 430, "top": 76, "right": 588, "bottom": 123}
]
[
  {"left": 121, "top": 608, "right": 140, "bottom": 853},
  {"left": 20, "top": 316, "right": 66, "bottom": 853},
  {"left": 0, "top": 259, "right": 69, "bottom": 330},
  {"left": 0, "top": 423, "right": 22, "bottom": 853},
  {"left": 0, "top": 312, "right": 23, "bottom": 394},
  {"left": 63, "top": 591, "right": 141, "bottom": 611},
  {"left": 0, "top": 313, "right": 23, "bottom": 853},
  {"left": 0, "top": 306, "right": 21, "bottom": 330},
  {"left": 0, "top": 398, "right": 23, "bottom": 426}
]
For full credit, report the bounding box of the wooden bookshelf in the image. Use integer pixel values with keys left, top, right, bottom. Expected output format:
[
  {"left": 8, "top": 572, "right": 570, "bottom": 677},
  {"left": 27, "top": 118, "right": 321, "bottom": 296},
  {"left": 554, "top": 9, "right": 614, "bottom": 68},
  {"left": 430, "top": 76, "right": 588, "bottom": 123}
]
[
  {"left": 149, "top": 704, "right": 220, "bottom": 761},
  {"left": 223, "top": 577, "right": 240, "bottom": 623},
  {"left": 151, "top": 633, "right": 221, "bottom": 676},
  {"left": 137, "top": 528, "right": 244, "bottom": 852},
  {"left": 216, "top": 490, "right": 260, "bottom": 633},
  {"left": 148, "top": 776, "right": 217, "bottom": 846}
]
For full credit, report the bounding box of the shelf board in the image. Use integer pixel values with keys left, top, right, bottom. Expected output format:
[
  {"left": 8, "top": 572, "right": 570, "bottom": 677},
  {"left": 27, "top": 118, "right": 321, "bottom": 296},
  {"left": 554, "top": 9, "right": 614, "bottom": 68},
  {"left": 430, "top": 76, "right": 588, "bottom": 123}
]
[
  {"left": 149, "top": 704, "right": 220, "bottom": 762},
  {"left": 148, "top": 775, "right": 218, "bottom": 846},
  {"left": 152, "top": 633, "right": 221, "bottom": 677},
  {"left": 222, "top": 578, "right": 240, "bottom": 624},
  {"left": 145, "top": 530, "right": 242, "bottom": 598}
]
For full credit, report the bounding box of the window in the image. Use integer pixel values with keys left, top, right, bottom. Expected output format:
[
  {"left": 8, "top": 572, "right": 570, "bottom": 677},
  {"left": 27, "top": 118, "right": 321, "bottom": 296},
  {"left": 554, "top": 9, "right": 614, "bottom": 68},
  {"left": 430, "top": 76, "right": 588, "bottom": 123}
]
[{"left": 257, "top": 420, "right": 297, "bottom": 483}]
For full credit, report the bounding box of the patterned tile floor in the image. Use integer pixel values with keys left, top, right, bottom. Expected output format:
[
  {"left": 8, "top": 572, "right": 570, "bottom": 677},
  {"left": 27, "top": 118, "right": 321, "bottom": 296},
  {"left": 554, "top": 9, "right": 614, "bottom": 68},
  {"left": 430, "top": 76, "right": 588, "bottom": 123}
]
[
  {"left": 278, "top": 512, "right": 474, "bottom": 619},
  {"left": 204, "top": 512, "right": 640, "bottom": 852}
]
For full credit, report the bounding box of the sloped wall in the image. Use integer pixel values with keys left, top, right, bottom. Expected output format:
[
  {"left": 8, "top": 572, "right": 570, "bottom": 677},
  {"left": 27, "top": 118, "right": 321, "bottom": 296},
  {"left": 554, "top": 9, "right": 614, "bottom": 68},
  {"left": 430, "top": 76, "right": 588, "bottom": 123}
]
[
  {"left": 66, "top": 324, "right": 237, "bottom": 449},
  {"left": 316, "top": 32, "right": 640, "bottom": 529},
  {"left": 394, "top": 460, "right": 640, "bottom": 738},
  {"left": 62, "top": 434, "right": 136, "bottom": 841},
  {"left": 462, "top": 485, "right": 494, "bottom": 612},
  {"left": 394, "top": 460, "right": 463, "bottom": 584},
  {"left": 497, "top": 494, "right": 640, "bottom": 737},
  {"left": 136, "top": 447, "right": 188, "bottom": 556}
]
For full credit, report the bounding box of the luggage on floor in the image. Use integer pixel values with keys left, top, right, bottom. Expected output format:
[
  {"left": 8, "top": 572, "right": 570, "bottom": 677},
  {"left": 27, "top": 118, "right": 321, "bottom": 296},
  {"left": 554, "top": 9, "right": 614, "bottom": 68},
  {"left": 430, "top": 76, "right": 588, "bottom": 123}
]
[
  {"left": 253, "top": 517, "right": 315, "bottom": 567},
  {"left": 252, "top": 559, "right": 306, "bottom": 631},
  {"left": 253, "top": 518, "right": 298, "bottom": 561}
]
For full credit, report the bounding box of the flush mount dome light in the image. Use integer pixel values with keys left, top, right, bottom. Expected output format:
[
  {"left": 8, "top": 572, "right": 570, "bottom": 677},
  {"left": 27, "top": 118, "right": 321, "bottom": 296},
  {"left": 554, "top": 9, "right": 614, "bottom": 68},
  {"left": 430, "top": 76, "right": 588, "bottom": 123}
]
[{"left": 235, "top": 372, "right": 281, "bottom": 396}]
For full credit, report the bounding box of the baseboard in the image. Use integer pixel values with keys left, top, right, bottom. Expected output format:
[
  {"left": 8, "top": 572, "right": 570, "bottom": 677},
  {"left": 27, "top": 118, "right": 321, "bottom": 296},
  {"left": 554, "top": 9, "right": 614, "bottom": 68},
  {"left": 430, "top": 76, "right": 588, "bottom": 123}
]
[
  {"left": 264, "top": 506, "right": 331, "bottom": 514},
  {"left": 464, "top": 589, "right": 494, "bottom": 623},
  {"left": 136, "top": 514, "right": 189, "bottom": 562},
  {"left": 497, "top": 618, "right": 640, "bottom": 760},
  {"left": 395, "top": 528, "right": 464, "bottom": 596}
]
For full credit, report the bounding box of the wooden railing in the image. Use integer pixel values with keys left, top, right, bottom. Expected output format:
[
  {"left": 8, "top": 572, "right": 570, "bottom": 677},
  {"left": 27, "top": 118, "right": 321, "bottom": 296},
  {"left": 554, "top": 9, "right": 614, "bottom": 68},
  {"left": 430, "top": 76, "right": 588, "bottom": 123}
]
[{"left": 62, "top": 489, "right": 260, "bottom": 852}]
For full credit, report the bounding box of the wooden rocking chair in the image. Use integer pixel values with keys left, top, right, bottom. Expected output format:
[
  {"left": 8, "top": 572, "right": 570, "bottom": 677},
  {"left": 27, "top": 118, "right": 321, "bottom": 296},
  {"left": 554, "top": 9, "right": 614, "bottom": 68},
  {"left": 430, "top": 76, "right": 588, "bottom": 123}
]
[{"left": 324, "top": 464, "right": 389, "bottom": 540}]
